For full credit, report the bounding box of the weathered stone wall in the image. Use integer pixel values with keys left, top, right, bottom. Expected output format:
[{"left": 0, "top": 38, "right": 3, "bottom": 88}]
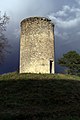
[{"left": 20, "top": 17, "right": 55, "bottom": 74}]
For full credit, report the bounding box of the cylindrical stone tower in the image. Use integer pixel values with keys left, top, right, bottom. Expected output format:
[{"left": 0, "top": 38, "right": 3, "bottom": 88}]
[{"left": 20, "top": 17, "right": 55, "bottom": 74}]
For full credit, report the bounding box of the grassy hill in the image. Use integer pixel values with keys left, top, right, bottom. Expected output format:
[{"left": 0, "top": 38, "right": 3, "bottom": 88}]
[{"left": 0, "top": 72, "right": 80, "bottom": 120}]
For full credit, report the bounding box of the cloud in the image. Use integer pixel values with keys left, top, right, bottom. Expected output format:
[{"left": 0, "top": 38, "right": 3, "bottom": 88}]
[
  {"left": 75, "top": 0, "right": 80, "bottom": 5},
  {"left": 55, "top": 30, "right": 69, "bottom": 40},
  {"left": 48, "top": 4, "right": 80, "bottom": 43},
  {"left": 1, "top": 0, "right": 55, "bottom": 22},
  {"left": 77, "top": 31, "right": 80, "bottom": 35},
  {"left": 13, "top": 29, "right": 20, "bottom": 39},
  {"left": 12, "top": 0, "right": 54, "bottom": 21},
  {"left": 1, "top": 0, "right": 80, "bottom": 43},
  {"left": 48, "top": 5, "right": 80, "bottom": 29},
  {"left": 54, "top": 17, "right": 80, "bottom": 29},
  {"left": 54, "top": 5, "right": 70, "bottom": 17}
]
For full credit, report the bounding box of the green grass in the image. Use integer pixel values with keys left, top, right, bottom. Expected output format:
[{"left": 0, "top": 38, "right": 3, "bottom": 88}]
[
  {"left": 0, "top": 72, "right": 80, "bottom": 120},
  {"left": 0, "top": 72, "right": 80, "bottom": 81}
]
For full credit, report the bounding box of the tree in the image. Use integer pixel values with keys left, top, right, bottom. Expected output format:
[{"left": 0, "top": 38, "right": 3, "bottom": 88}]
[
  {"left": 0, "top": 12, "right": 9, "bottom": 63},
  {"left": 58, "top": 51, "right": 80, "bottom": 75}
]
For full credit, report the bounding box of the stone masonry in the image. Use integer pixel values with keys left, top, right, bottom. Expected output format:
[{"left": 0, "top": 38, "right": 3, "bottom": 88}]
[{"left": 20, "top": 17, "right": 55, "bottom": 74}]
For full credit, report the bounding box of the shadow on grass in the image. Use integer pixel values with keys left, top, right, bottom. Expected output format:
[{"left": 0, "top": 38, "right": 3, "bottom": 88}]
[{"left": 0, "top": 79, "right": 80, "bottom": 120}]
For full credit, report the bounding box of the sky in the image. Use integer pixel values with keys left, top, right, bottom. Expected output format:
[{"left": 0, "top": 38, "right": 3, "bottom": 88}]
[{"left": 0, "top": 0, "right": 80, "bottom": 74}]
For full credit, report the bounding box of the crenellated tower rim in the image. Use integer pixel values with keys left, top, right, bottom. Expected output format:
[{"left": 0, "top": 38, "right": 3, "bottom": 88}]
[{"left": 21, "top": 17, "right": 54, "bottom": 26}]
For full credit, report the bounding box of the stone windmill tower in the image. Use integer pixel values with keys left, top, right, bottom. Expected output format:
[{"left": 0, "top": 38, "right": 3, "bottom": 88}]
[{"left": 19, "top": 17, "right": 55, "bottom": 74}]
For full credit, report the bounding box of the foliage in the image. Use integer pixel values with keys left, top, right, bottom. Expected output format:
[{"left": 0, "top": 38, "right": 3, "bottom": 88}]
[
  {"left": 58, "top": 51, "right": 80, "bottom": 75},
  {"left": 0, "top": 12, "right": 9, "bottom": 63}
]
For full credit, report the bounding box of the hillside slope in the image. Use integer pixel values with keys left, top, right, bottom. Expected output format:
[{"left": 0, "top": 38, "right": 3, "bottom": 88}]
[
  {"left": 0, "top": 72, "right": 80, "bottom": 120},
  {"left": 0, "top": 72, "right": 80, "bottom": 80}
]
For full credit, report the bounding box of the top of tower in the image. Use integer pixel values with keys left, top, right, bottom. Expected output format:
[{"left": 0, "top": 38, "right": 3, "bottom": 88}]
[{"left": 21, "top": 16, "right": 54, "bottom": 26}]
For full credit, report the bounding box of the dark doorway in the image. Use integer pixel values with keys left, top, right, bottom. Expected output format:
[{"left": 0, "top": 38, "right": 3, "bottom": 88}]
[{"left": 50, "top": 60, "right": 52, "bottom": 73}]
